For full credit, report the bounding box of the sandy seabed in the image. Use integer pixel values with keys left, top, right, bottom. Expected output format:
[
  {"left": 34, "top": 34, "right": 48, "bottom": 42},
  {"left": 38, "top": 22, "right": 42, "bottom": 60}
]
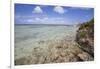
[{"left": 15, "top": 25, "right": 93, "bottom": 65}]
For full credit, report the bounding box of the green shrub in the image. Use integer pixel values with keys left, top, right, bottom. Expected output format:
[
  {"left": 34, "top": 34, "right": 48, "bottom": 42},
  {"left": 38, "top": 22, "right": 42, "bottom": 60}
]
[{"left": 79, "top": 32, "right": 86, "bottom": 38}]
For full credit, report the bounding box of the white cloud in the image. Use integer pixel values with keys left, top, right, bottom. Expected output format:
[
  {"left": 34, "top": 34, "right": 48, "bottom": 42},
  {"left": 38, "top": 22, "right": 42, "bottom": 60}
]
[
  {"left": 17, "top": 15, "right": 68, "bottom": 24},
  {"left": 27, "top": 19, "right": 34, "bottom": 22},
  {"left": 54, "top": 6, "right": 65, "bottom": 14},
  {"left": 35, "top": 17, "right": 41, "bottom": 21},
  {"left": 33, "top": 17, "right": 66, "bottom": 24},
  {"left": 32, "top": 6, "right": 43, "bottom": 13},
  {"left": 43, "top": 17, "right": 48, "bottom": 20}
]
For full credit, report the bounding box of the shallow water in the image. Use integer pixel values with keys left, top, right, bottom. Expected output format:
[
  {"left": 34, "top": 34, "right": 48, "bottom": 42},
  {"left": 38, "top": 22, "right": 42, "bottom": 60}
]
[{"left": 15, "top": 24, "right": 78, "bottom": 59}]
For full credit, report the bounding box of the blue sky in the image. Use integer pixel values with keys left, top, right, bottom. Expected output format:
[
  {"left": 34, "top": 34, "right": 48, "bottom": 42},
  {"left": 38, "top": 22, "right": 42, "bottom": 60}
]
[{"left": 15, "top": 4, "right": 94, "bottom": 25}]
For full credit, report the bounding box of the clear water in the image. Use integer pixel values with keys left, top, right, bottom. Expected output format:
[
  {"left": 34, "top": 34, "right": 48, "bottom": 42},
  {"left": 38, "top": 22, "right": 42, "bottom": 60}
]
[{"left": 15, "top": 24, "right": 77, "bottom": 59}]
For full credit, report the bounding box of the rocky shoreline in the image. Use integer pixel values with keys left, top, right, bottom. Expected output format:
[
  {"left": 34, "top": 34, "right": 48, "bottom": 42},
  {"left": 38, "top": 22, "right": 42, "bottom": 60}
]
[
  {"left": 15, "top": 19, "right": 94, "bottom": 65},
  {"left": 15, "top": 36, "right": 94, "bottom": 65}
]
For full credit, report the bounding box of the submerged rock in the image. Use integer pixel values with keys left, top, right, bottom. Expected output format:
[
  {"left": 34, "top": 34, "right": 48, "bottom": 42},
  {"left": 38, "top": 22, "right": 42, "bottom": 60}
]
[{"left": 77, "top": 52, "right": 93, "bottom": 61}]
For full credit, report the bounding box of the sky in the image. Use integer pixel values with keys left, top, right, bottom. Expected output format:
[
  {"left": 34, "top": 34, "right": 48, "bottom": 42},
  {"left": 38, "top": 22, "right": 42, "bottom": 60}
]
[{"left": 15, "top": 4, "right": 94, "bottom": 25}]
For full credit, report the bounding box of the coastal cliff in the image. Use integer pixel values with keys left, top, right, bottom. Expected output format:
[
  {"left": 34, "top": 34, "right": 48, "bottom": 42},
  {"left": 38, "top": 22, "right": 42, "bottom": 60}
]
[{"left": 76, "top": 18, "right": 94, "bottom": 57}]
